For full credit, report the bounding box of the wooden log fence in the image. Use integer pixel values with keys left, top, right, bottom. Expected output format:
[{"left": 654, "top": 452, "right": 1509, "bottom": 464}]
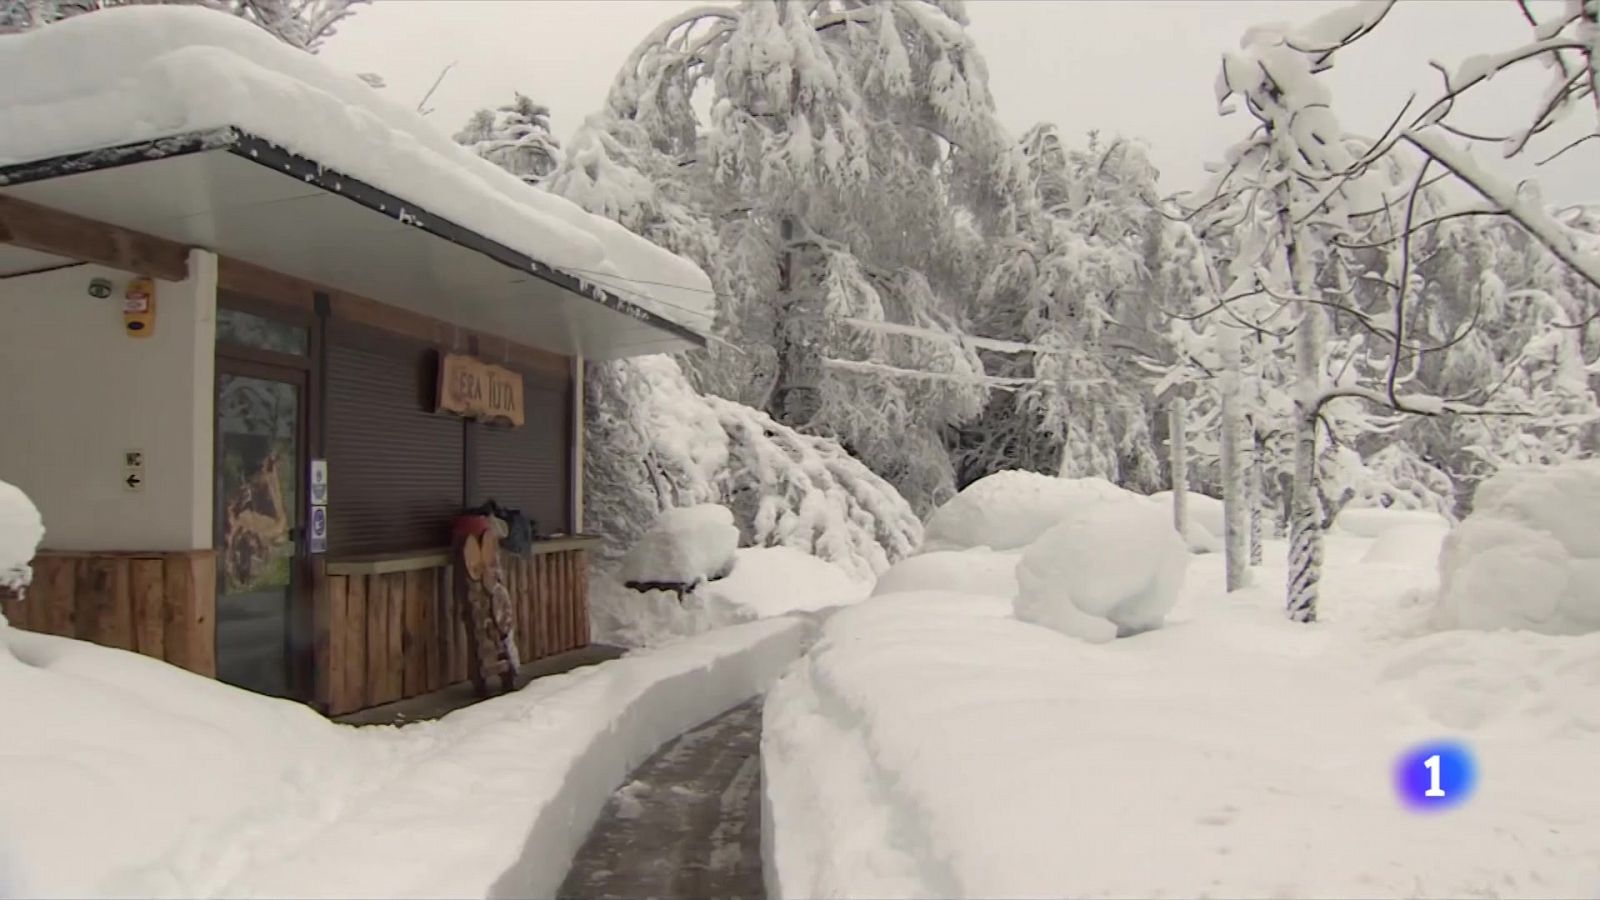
[
  {"left": 318, "top": 546, "right": 590, "bottom": 716},
  {"left": 1, "top": 550, "right": 216, "bottom": 676}
]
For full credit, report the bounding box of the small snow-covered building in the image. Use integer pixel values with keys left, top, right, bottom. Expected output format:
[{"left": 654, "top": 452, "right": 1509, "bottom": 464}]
[{"left": 0, "top": 8, "right": 710, "bottom": 714}]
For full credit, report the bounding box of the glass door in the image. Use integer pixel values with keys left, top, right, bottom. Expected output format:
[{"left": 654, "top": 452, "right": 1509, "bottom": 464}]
[{"left": 215, "top": 366, "right": 305, "bottom": 698}]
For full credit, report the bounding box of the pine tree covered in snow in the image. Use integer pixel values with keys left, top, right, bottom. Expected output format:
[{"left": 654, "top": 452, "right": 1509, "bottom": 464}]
[
  {"left": 953, "top": 127, "right": 1173, "bottom": 492},
  {"left": 0, "top": 0, "right": 364, "bottom": 49},
  {"left": 454, "top": 94, "right": 564, "bottom": 186}
]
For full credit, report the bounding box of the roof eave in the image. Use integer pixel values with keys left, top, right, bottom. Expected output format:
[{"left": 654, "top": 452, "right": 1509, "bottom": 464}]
[{"left": 0, "top": 128, "right": 707, "bottom": 351}]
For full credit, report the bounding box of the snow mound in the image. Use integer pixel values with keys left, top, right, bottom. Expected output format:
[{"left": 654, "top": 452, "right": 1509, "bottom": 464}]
[
  {"left": 0, "top": 479, "right": 43, "bottom": 595},
  {"left": 1013, "top": 501, "right": 1188, "bottom": 642},
  {"left": 0, "top": 6, "right": 712, "bottom": 330},
  {"left": 922, "top": 471, "right": 1141, "bottom": 553},
  {"left": 619, "top": 504, "right": 739, "bottom": 587},
  {"left": 871, "top": 548, "right": 1021, "bottom": 599},
  {"left": 1334, "top": 507, "right": 1449, "bottom": 538},
  {"left": 1360, "top": 521, "right": 1449, "bottom": 566},
  {"left": 587, "top": 572, "right": 750, "bottom": 649},
  {"left": 704, "top": 547, "right": 871, "bottom": 618},
  {"left": 1434, "top": 462, "right": 1600, "bottom": 635},
  {"left": 1148, "top": 489, "right": 1224, "bottom": 537}
]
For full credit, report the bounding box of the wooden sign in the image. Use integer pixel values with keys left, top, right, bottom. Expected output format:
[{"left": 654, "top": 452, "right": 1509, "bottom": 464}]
[{"left": 437, "top": 352, "right": 525, "bottom": 426}]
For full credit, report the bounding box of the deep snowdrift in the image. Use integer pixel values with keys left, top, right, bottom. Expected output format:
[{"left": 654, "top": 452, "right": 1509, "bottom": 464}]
[
  {"left": 1435, "top": 462, "right": 1600, "bottom": 635},
  {"left": 764, "top": 526, "right": 1600, "bottom": 898},
  {"left": 1013, "top": 500, "right": 1188, "bottom": 642},
  {"left": 871, "top": 547, "right": 1020, "bottom": 599},
  {"left": 0, "top": 6, "right": 713, "bottom": 329},
  {"left": 0, "top": 616, "right": 808, "bottom": 897},
  {"left": 921, "top": 471, "right": 1141, "bottom": 553}
]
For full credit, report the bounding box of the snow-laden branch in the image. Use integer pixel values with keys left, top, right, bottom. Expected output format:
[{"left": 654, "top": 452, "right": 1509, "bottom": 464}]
[{"left": 1402, "top": 131, "right": 1600, "bottom": 291}]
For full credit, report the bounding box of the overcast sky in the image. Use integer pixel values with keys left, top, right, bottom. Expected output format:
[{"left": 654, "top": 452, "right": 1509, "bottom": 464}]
[{"left": 321, "top": 0, "right": 1597, "bottom": 203}]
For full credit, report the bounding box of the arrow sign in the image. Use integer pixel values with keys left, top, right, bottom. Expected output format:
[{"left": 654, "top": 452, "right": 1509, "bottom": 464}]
[{"left": 123, "top": 448, "right": 145, "bottom": 492}]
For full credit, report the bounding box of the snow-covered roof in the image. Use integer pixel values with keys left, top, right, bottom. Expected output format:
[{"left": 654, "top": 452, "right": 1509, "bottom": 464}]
[{"left": 0, "top": 6, "right": 714, "bottom": 355}]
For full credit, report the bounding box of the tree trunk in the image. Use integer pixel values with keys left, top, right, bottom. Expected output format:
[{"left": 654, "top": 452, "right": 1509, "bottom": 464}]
[
  {"left": 1285, "top": 303, "right": 1325, "bottom": 623},
  {"left": 769, "top": 216, "right": 823, "bottom": 428},
  {"left": 1169, "top": 396, "right": 1188, "bottom": 540},
  {"left": 1218, "top": 327, "right": 1249, "bottom": 592},
  {"left": 1248, "top": 428, "right": 1265, "bottom": 566}
]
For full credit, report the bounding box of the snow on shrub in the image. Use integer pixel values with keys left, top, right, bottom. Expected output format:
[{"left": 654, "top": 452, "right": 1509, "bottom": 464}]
[
  {"left": 585, "top": 356, "right": 920, "bottom": 581},
  {"left": 872, "top": 548, "right": 1022, "bottom": 600},
  {"left": 0, "top": 480, "right": 43, "bottom": 596},
  {"left": 1013, "top": 501, "right": 1188, "bottom": 643},
  {"left": 922, "top": 471, "right": 1140, "bottom": 553},
  {"left": 1434, "top": 462, "right": 1600, "bottom": 636},
  {"left": 619, "top": 503, "right": 739, "bottom": 588},
  {"left": 1359, "top": 522, "right": 1449, "bottom": 566}
]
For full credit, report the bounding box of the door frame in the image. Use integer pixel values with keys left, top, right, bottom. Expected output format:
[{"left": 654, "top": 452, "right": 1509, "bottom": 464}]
[{"left": 214, "top": 292, "right": 322, "bottom": 702}]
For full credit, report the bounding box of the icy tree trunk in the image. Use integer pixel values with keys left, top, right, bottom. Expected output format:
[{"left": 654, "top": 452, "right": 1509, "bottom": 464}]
[
  {"left": 1248, "top": 428, "right": 1265, "bottom": 566},
  {"left": 1217, "top": 327, "right": 1249, "bottom": 591},
  {"left": 1169, "top": 396, "right": 1188, "bottom": 540},
  {"left": 1285, "top": 303, "right": 1326, "bottom": 623},
  {"left": 770, "top": 216, "right": 823, "bottom": 428}
]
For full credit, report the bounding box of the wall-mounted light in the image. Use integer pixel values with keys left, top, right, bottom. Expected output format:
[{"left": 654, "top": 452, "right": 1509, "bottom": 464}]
[{"left": 87, "top": 276, "right": 113, "bottom": 299}]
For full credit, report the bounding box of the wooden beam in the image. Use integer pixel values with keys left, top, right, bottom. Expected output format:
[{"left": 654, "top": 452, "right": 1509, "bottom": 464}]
[{"left": 0, "top": 194, "right": 190, "bottom": 282}]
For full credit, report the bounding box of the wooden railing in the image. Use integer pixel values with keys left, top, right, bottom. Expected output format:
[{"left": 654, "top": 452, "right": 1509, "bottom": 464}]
[
  {"left": 318, "top": 541, "right": 593, "bottom": 715},
  {"left": 2, "top": 550, "right": 216, "bottom": 675}
]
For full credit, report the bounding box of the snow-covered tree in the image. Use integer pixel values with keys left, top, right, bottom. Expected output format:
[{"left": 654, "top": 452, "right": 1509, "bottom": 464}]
[
  {"left": 583, "top": 355, "right": 921, "bottom": 580},
  {"left": 954, "top": 127, "right": 1172, "bottom": 491},
  {"left": 454, "top": 93, "right": 564, "bottom": 186},
  {"left": 567, "top": 0, "right": 1017, "bottom": 513},
  {"left": 0, "top": 0, "right": 365, "bottom": 50}
]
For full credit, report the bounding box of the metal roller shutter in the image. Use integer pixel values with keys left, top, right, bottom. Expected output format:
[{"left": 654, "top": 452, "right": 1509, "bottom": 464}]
[
  {"left": 473, "top": 371, "right": 571, "bottom": 535},
  {"left": 326, "top": 329, "right": 465, "bottom": 554}
]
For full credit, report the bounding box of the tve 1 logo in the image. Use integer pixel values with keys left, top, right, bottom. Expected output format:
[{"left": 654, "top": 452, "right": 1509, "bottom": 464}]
[{"left": 1393, "top": 740, "right": 1478, "bottom": 812}]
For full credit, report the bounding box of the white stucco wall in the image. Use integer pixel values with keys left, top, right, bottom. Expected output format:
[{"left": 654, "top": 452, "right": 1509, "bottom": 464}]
[{"left": 0, "top": 250, "right": 216, "bottom": 551}]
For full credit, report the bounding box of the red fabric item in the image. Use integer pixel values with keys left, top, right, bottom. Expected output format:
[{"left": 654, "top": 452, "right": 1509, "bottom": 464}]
[{"left": 452, "top": 514, "right": 492, "bottom": 544}]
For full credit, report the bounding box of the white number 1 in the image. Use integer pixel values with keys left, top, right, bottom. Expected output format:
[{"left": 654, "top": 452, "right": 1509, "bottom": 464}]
[{"left": 1424, "top": 754, "right": 1446, "bottom": 797}]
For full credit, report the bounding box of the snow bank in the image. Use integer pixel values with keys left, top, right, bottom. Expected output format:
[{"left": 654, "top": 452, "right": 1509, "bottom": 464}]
[
  {"left": 1334, "top": 506, "right": 1450, "bottom": 538},
  {"left": 764, "top": 548, "right": 1600, "bottom": 898},
  {"left": 921, "top": 471, "right": 1141, "bottom": 553},
  {"left": 0, "top": 6, "right": 712, "bottom": 329},
  {"left": 703, "top": 547, "right": 871, "bottom": 618},
  {"left": 618, "top": 503, "right": 739, "bottom": 587},
  {"left": 0, "top": 479, "right": 42, "bottom": 595},
  {"left": 1434, "top": 462, "right": 1600, "bottom": 635},
  {"left": 1013, "top": 501, "right": 1188, "bottom": 642},
  {"left": 871, "top": 547, "right": 1021, "bottom": 599},
  {"left": 1148, "top": 490, "right": 1224, "bottom": 553},
  {"left": 1359, "top": 521, "right": 1449, "bottom": 567},
  {"left": 587, "top": 571, "right": 751, "bottom": 649},
  {"left": 0, "top": 615, "right": 809, "bottom": 897}
]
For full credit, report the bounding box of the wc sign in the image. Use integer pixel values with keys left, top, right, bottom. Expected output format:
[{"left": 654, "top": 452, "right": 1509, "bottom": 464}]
[{"left": 309, "top": 504, "right": 328, "bottom": 554}]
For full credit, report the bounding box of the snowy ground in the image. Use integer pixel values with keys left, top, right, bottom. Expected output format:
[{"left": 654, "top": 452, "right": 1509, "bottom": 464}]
[
  {"left": 0, "top": 614, "right": 808, "bottom": 898},
  {"left": 764, "top": 523, "right": 1600, "bottom": 899}
]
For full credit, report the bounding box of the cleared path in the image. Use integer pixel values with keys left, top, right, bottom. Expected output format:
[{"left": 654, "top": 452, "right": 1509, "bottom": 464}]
[{"left": 558, "top": 698, "right": 765, "bottom": 900}]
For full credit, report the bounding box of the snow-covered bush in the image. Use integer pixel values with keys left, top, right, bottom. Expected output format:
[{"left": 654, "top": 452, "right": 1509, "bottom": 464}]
[
  {"left": 871, "top": 548, "right": 1022, "bottom": 600},
  {"left": 1013, "top": 501, "right": 1188, "bottom": 643},
  {"left": 1434, "top": 462, "right": 1600, "bottom": 636},
  {"left": 585, "top": 356, "right": 921, "bottom": 581},
  {"left": 0, "top": 478, "right": 43, "bottom": 598},
  {"left": 1334, "top": 508, "right": 1451, "bottom": 539},
  {"left": 587, "top": 571, "right": 750, "bottom": 648},
  {"left": 922, "top": 470, "right": 1140, "bottom": 553},
  {"left": 618, "top": 504, "right": 739, "bottom": 588}
]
